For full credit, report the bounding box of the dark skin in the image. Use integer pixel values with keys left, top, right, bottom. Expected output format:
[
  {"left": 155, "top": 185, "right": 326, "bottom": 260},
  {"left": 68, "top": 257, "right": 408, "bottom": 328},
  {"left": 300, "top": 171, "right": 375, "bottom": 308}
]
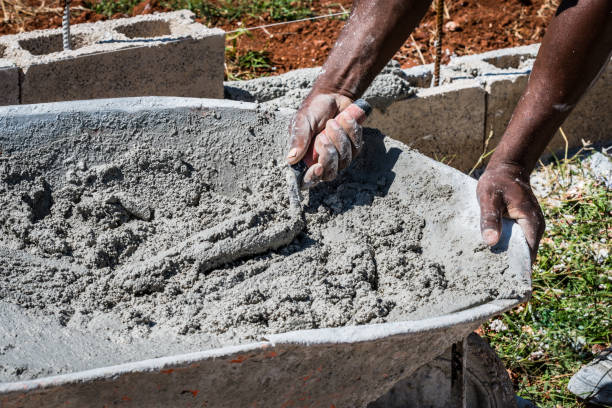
[{"left": 286, "top": 0, "right": 612, "bottom": 261}]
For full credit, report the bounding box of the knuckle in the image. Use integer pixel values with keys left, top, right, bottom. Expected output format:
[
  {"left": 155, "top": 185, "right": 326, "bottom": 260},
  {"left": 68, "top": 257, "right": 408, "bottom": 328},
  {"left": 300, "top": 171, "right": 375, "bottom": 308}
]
[
  {"left": 338, "top": 112, "right": 362, "bottom": 148},
  {"left": 315, "top": 132, "right": 332, "bottom": 151},
  {"left": 482, "top": 211, "right": 500, "bottom": 224},
  {"left": 289, "top": 115, "right": 311, "bottom": 143},
  {"left": 476, "top": 180, "right": 494, "bottom": 196},
  {"left": 325, "top": 118, "right": 338, "bottom": 130},
  {"left": 338, "top": 113, "right": 356, "bottom": 131},
  {"left": 335, "top": 131, "right": 351, "bottom": 160},
  {"left": 323, "top": 150, "right": 338, "bottom": 179}
]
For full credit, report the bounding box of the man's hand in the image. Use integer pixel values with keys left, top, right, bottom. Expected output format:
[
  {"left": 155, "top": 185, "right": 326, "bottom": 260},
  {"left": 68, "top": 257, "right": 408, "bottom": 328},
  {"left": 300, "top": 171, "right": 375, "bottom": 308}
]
[
  {"left": 283, "top": 0, "right": 434, "bottom": 188},
  {"left": 286, "top": 92, "right": 364, "bottom": 188},
  {"left": 476, "top": 162, "right": 545, "bottom": 262}
]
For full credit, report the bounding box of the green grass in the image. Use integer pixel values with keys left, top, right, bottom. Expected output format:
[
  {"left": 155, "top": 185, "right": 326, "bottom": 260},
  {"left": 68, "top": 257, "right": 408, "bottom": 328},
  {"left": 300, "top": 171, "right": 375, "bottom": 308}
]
[
  {"left": 86, "top": 0, "right": 313, "bottom": 22},
  {"left": 87, "top": 0, "right": 140, "bottom": 17},
  {"left": 224, "top": 29, "right": 272, "bottom": 80},
  {"left": 482, "top": 152, "right": 611, "bottom": 407},
  {"left": 236, "top": 50, "right": 271, "bottom": 70}
]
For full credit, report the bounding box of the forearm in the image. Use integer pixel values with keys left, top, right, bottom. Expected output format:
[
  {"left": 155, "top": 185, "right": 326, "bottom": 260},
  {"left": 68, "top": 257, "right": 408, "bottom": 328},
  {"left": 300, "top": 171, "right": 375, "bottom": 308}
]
[
  {"left": 490, "top": 0, "right": 612, "bottom": 173},
  {"left": 312, "top": 0, "right": 432, "bottom": 100}
]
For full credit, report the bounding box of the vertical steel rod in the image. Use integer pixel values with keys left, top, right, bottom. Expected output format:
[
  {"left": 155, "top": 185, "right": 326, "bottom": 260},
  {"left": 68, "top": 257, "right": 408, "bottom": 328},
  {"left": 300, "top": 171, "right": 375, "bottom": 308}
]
[
  {"left": 450, "top": 337, "right": 467, "bottom": 408},
  {"left": 433, "top": 0, "right": 444, "bottom": 86},
  {"left": 62, "top": 0, "right": 71, "bottom": 50}
]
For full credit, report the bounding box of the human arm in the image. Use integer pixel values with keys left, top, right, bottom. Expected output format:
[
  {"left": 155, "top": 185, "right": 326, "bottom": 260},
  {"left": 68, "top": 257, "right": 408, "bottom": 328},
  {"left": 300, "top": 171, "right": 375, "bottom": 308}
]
[
  {"left": 477, "top": 0, "right": 612, "bottom": 261},
  {"left": 286, "top": 0, "right": 432, "bottom": 187}
]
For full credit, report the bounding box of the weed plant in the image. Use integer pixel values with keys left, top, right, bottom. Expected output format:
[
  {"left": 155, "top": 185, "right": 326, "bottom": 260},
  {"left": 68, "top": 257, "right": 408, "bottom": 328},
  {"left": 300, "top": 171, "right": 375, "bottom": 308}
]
[{"left": 87, "top": 0, "right": 313, "bottom": 22}]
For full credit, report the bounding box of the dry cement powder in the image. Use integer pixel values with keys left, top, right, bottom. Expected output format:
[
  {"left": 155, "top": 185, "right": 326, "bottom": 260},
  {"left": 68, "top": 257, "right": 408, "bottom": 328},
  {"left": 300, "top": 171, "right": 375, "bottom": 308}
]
[{"left": 0, "top": 141, "right": 511, "bottom": 381}]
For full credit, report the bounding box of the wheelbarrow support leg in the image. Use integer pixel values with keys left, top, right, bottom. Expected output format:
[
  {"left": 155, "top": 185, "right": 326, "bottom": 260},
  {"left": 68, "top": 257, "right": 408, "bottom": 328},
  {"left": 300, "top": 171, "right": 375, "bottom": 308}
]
[{"left": 450, "top": 337, "right": 467, "bottom": 408}]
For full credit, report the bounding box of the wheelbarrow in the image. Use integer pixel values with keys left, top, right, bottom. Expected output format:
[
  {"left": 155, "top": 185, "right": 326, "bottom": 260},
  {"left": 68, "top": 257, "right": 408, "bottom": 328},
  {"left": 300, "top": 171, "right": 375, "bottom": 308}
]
[{"left": 0, "top": 97, "right": 531, "bottom": 407}]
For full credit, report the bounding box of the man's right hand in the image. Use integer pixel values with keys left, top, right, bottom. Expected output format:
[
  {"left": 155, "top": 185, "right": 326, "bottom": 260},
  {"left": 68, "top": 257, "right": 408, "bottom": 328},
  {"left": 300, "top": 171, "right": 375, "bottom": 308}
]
[
  {"left": 286, "top": 92, "right": 365, "bottom": 189},
  {"left": 283, "top": 0, "right": 440, "bottom": 188}
]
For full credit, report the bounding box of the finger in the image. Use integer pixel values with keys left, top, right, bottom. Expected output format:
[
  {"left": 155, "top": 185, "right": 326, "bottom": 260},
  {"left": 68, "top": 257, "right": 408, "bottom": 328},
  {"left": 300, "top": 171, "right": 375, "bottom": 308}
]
[
  {"left": 287, "top": 94, "right": 340, "bottom": 165},
  {"left": 508, "top": 199, "right": 545, "bottom": 262},
  {"left": 286, "top": 113, "right": 312, "bottom": 165},
  {"left": 302, "top": 163, "right": 324, "bottom": 189},
  {"left": 303, "top": 132, "right": 338, "bottom": 187},
  {"left": 336, "top": 109, "right": 364, "bottom": 157},
  {"left": 477, "top": 186, "right": 504, "bottom": 247},
  {"left": 325, "top": 119, "right": 352, "bottom": 171},
  {"left": 314, "top": 132, "right": 339, "bottom": 182}
]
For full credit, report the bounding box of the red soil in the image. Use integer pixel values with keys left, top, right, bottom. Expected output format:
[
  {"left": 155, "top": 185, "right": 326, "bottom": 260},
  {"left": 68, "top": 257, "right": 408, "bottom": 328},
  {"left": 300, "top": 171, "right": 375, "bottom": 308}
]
[{"left": 0, "top": 0, "right": 558, "bottom": 77}]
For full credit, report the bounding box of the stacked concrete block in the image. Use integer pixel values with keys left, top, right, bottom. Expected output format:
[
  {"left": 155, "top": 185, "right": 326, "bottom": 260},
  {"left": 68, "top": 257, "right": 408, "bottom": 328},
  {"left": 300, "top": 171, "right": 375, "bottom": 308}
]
[
  {"left": 0, "top": 11, "right": 224, "bottom": 105},
  {"left": 443, "top": 44, "right": 537, "bottom": 150}
]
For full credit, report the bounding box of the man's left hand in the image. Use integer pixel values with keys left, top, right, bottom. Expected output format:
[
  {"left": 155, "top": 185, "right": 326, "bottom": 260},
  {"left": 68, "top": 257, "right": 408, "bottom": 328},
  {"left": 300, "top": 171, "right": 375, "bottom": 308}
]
[{"left": 476, "top": 162, "right": 546, "bottom": 262}]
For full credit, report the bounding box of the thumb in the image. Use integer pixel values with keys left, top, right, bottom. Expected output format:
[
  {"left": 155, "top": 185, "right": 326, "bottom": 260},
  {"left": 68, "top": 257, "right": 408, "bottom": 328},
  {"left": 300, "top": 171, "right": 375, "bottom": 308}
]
[
  {"left": 286, "top": 112, "right": 313, "bottom": 165},
  {"left": 478, "top": 188, "right": 504, "bottom": 247}
]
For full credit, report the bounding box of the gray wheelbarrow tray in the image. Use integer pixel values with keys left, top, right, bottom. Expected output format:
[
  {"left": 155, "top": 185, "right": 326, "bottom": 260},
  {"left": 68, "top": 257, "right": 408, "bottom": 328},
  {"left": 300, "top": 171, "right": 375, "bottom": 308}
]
[{"left": 0, "top": 97, "right": 531, "bottom": 407}]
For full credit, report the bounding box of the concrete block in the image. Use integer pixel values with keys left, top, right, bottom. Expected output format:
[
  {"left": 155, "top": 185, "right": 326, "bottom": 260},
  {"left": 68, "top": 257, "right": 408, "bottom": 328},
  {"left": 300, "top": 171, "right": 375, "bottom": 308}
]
[
  {"left": 477, "top": 43, "right": 539, "bottom": 70},
  {"left": 473, "top": 46, "right": 539, "bottom": 152},
  {"left": 0, "top": 11, "right": 224, "bottom": 104},
  {"left": 366, "top": 82, "right": 486, "bottom": 172},
  {"left": 402, "top": 63, "right": 469, "bottom": 87},
  {"left": 0, "top": 57, "right": 19, "bottom": 106},
  {"left": 484, "top": 73, "right": 530, "bottom": 146}
]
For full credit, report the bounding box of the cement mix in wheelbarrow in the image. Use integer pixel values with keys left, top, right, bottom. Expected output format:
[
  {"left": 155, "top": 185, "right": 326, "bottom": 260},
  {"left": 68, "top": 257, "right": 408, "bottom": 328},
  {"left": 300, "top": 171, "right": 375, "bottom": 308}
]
[{"left": 0, "top": 97, "right": 528, "bottom": 384}]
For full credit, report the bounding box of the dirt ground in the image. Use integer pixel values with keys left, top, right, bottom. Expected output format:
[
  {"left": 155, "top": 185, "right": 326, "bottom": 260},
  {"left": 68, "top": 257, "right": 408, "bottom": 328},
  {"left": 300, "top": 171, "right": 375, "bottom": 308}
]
[{"left": 1, "top": 0, "right": 558, "bottom": 77}]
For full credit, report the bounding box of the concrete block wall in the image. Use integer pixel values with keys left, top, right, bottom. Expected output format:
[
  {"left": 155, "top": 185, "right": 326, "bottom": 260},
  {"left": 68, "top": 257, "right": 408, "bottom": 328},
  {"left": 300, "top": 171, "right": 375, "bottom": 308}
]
[
  {"left": 225, "top": 43, "right": 611, "bottom": 173},
  {"left": 0, "top": 11, "right": 224, "bottom": 105}
]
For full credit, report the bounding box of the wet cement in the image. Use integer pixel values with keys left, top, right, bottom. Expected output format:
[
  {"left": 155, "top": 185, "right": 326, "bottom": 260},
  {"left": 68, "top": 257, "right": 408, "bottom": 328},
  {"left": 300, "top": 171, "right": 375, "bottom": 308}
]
[{"left": 0, "top": 123, "right": 517, "bottom": 382}]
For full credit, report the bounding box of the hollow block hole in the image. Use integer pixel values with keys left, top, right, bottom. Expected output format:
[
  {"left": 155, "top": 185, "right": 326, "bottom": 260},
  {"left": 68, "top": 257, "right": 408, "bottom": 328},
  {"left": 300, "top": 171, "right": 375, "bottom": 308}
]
[
  {"left": 484, "top": 54, "right": 533, "bottom": 70},
  {"left": 115, "top": 20, "right": 172, "bottom": 39},
  {"left": 19, "top": 33, "right": 89, "bottom": 56},
  {"left": 405, "top": 71, "right": 433, "bottom": 88}
]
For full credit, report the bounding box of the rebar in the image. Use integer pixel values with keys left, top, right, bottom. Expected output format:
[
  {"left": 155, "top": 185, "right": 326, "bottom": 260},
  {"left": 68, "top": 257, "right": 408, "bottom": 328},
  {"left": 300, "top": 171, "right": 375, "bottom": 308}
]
[
  {"left": 433, "top": 0, "right": 444, "bottom": 86},
  {"left": 62, "top": 0, "right": 71, "bottom": 51}
]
